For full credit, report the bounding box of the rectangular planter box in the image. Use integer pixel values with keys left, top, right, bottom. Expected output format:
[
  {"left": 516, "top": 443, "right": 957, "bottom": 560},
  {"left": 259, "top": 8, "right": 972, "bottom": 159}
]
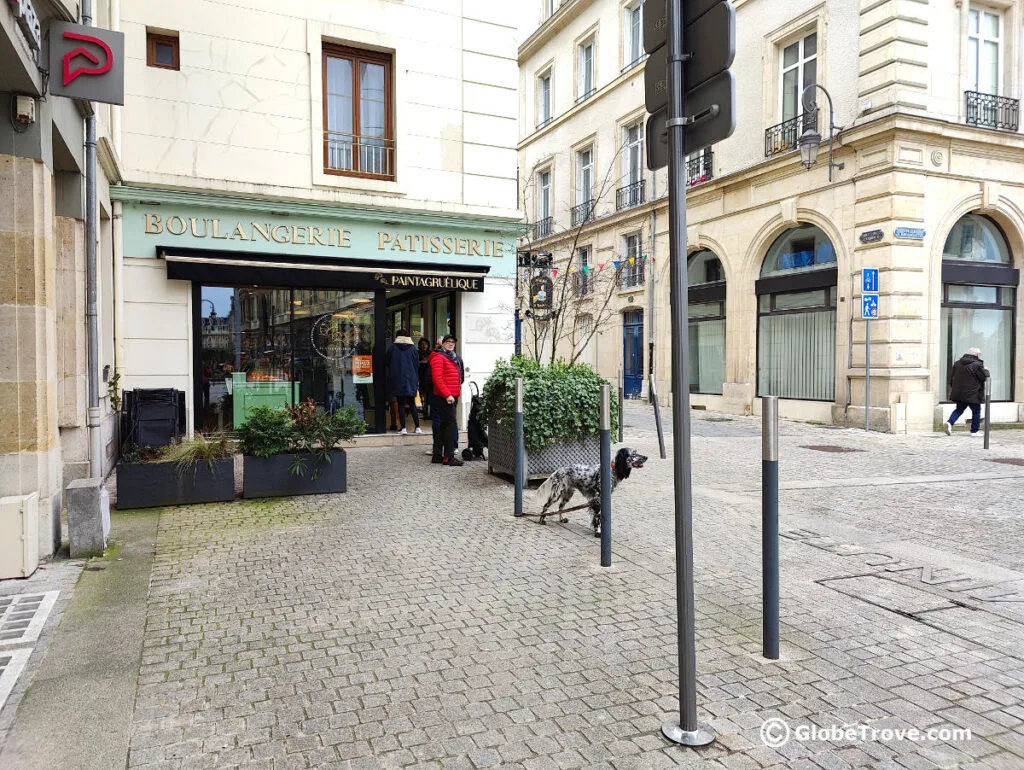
[
  {"left": 487, "top": 418, "right": 600, "bottom": 481},
  {"left": 242, "top": 451, "right": 347, "bottom": 498},
  {"left": 116, "top": 458, "right": 235, "bottom": 509}
]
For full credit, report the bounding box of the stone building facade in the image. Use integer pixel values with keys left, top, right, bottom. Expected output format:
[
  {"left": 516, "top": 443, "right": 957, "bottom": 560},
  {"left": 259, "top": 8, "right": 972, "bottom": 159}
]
[
  {"left": 518, "top": 0, "right": 1024, "bottom": 431},
  {"left": 1, "top": 0, "right": 121, "bottom": 558}
]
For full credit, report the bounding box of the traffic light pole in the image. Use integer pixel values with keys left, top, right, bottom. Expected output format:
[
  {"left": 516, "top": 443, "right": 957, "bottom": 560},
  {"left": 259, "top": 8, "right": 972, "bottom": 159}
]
[{"left": 661, "top": 0, "right": 716, "bottom": 749}]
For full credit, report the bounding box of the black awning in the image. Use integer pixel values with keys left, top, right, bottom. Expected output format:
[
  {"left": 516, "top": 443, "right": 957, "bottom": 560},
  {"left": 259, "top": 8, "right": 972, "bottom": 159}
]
[{"left": 162, "top": 248, "right": 489, "bottom": 292}]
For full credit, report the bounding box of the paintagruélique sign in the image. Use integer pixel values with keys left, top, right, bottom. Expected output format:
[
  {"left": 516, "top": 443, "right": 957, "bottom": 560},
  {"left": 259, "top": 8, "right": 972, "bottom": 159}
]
[{"left": 372, "top": 272, "right": 483, "bottom": 292}]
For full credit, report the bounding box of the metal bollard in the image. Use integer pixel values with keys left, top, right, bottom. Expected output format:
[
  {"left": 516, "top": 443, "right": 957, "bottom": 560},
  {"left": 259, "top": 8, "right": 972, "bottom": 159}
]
[
  {"left": 514, "top": 378, "right": 524, "bottom": 517},
  {"left": 600, "top": 384, "right": 612, "bottom": 567},
  {"left": 762, "top": 396, "right": 780, "bottom": 660},
  {"left": 984, "top": 369, "right": 991, "bottom": 450},
  {"left": 650, "top": 375, "right": 667, "bottom": 460},
  {"left": 617, "top": 376, "right": 624, "bottom": 443}
]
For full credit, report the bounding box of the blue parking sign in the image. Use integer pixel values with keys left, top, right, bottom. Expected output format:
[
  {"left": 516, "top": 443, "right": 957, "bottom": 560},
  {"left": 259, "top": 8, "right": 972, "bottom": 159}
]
[
  {"left": 862, "top": 294, "right": 879, "bottom": 319},
  {"left": 862, "top": 268, "right": 879, "bottom": 293}
]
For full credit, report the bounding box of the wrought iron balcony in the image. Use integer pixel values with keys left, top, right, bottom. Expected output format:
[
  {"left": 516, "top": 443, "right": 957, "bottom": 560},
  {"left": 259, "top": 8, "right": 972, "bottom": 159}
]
[
  {"left": 532, "top": 217, "right": 553, "bottom": 240},
  {"left": 324, "top": 132, "right": 396, "bottom": 178},
  {"left": 619, "top": 264, "right": 645, "bottom": 290},
  {"left": 764, "top": 113, "right": 817, "bottom": 158},
  {"left": 574, "top": 272, "right": 595, "bottom": 297},
  {"left": 571, "top": 200, "right": 595, "bottom": 228},
  {"left": 615, "top": 179, "right": 646, "bottom": 211},
  {"left": 965, "top": 91, "right": 1019, "bottom": 132},
  {"left": 686, "top": 150, "right": 713, "bottom": 188}
]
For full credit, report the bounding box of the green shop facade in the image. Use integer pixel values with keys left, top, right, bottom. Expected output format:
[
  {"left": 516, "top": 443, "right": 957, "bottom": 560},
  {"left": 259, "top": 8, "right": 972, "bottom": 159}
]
[{"left": 112, "top": 189, "right": 518, "bottom": 435}]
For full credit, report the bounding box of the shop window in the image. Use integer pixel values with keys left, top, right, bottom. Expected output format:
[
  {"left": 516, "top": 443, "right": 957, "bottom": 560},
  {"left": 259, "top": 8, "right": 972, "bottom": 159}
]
[
  {"left": 940, "top": 213, "right": 1016, "bottom": 401},
  {"left": 757, "top": 225, "right": 837, "bottom": 401},
  {"left": 146, "top": 31, "right": 180, "bottom": 70},
  {"left": 198, "top": 286, "right": 377, "bottom": 432},
  {"left": 687, "top": 249, "right": 726, "bottom": 395},
  {"left": 323, "top": 44, "right": 394, "bottom": 179}
]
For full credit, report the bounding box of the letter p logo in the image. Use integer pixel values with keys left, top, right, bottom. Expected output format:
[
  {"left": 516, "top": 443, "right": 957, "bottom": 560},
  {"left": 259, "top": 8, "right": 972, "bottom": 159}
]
[{"left": 62, "top": 31, "right": 114, "bottom": 86}]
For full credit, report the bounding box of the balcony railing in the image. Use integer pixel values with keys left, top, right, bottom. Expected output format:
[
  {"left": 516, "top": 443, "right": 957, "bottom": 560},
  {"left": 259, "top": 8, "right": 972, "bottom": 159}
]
[
  {"left": 575, "top": 87, "right": 596, "bottom": 104},
  {"left": 686, "top": 150, "right": 714, "bottom": 188},
  {"left": 574, "top": 273, "right": 595, "bottom": 297},
  {"left": 325, "top": 132, "right": 395, "bottom": 178},
  {"left": 764, "top": 113, "right": 816, "bottom": 158},
  {"left": 532, "top": 217, "right": 554, "bottom": 240},
  {"left": 965, "top": 91, "right": 1020, "bottom": 132},
  {"left": 619, "top": 264, "right": 645, "bottom": 290},
  {"left": 571, "top": 200, "right": 595, "bottom": 228},
  {"left": 616, "top": 179, "right": 646, "bottom": 211}
]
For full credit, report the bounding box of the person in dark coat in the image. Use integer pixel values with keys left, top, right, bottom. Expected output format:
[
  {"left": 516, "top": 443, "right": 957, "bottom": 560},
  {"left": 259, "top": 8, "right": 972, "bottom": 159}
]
[
  {"left": 429, "top": 334, "right": 463, "bottom": 466},
  {"left": 417, "top": 338, "right": 433, "bottom": 419},
  {"left": 944, "top": 347, "right": 989, "bottom": 436},
  {"left": 386, "top": 329, "right": 422, "bottom": 434}
]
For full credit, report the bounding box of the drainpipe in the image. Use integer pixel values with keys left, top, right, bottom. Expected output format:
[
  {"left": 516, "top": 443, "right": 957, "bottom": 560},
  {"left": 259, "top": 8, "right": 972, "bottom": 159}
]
[
  {"left": 112, "top": 201, "right": 124, "bottom": 377},
  {"left": 84, "top": 0, "right": 102, "bottom": 478},
  {"left": 648, "top": 172, "right": 657, "bottom": 403}
]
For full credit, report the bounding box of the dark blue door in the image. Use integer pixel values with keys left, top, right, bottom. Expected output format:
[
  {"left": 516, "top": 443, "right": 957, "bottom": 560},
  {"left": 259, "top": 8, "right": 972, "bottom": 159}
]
[{"left": 623, "top": 310, "right": 644, "bottom": 399}]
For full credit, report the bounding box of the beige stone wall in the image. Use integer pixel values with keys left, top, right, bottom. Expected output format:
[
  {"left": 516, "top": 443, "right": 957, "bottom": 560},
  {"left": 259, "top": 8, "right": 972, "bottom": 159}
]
[{"left": 0, "top": 155, "right": 64, "bottom": 554}]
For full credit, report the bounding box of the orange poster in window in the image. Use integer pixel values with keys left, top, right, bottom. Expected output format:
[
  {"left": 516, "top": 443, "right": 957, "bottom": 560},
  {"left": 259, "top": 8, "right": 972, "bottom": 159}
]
[{"left": 352, "top": 355, "right": 373, "bottom": 384}]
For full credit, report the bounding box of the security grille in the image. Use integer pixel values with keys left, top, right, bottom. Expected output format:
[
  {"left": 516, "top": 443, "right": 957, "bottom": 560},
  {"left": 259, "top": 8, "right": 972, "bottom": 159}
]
[{"left": 0, "top": 592, "right": 59, "bottom": 646}]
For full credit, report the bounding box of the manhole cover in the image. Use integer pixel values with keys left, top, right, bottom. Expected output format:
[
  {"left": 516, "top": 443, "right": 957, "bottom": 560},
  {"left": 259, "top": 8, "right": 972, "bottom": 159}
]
[
  {"left": 0, "top": 648, "right": 32, "bottom": 711},
  {"left": 989, "top": 458, "right": 1024, "bottom": 467},
  {"left": 801, "top": 445, "right": 865, "bottom": 453},
  {"left": 0, "top": 592, "right": 59, "bottom": 646}
]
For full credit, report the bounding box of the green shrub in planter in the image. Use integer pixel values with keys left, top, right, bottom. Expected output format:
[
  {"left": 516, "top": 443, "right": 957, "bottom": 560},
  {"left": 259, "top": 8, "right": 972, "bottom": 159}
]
[
  {"left": 480, "top": 357, "right": 619, "bottom": 454},
  {"left": 117, "top": 434, "right": 235, "bottom": 509}
]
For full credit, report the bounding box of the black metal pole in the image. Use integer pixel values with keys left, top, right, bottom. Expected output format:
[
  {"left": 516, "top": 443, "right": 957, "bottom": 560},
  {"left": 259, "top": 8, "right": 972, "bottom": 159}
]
[
  {"left": 650, "top": 375, "right": 667, "bottom": 460},
  {"left": 618, "top": 369, "right": 624, "bottom": 443},
  {"left": 600, "top": 384, "right": 612, "bottom": 566},
  {"left": 514, "top": 377, "right": 524, "bottom": 516},
  {"left": 984, "top": 369, "right": 991, "bottom": 450},
  {"left": 661, "top": 0, "right": 715, "bottom": 748},
  {"left": 762, "top": 396, "right": 780, "bottom": 660}
]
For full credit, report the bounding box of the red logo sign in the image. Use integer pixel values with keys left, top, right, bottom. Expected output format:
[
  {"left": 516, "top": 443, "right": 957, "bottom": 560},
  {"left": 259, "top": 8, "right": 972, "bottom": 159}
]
[{"left": 62, "top": 30, "right": 114, "bottom": 86}]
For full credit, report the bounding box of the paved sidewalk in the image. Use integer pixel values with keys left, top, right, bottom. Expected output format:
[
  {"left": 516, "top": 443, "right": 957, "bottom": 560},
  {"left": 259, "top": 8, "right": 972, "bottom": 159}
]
[
  {"left": 5, "top": 408, "right": 1024, "bottom": 769},
  {"left": 119, "top": 409, "right": 1024, "bottom": 769}
]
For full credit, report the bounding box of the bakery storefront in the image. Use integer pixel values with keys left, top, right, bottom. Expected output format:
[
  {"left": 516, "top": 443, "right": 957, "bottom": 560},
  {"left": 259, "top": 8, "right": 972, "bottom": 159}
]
[{"left": 114, "top": 192, "right": 517, "bottom": 435}]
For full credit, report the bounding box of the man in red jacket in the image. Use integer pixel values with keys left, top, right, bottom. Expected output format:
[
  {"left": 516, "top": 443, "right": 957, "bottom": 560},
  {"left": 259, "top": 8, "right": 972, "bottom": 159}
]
[{"left": 430, "top": 334, "right": 463, "bottom": 466}]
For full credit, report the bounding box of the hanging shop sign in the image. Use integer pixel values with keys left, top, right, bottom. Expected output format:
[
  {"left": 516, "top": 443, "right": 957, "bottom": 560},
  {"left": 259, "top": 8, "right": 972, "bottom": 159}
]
[
  {"left": 49, "top": 21, "right": 125, "bottom": 104},
  {"left": 530, "top": 276, "right": 553, "bottom": 310},
  {"left": 8, "top": 0, "right": 42, "bottom": 52}
]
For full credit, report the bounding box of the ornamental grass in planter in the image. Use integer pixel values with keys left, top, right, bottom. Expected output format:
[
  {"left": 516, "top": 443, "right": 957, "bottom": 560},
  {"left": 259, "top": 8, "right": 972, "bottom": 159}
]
[
  {"left": 480, "top": 357, "right": 619, "bottom": 479},
  {"left": 239, "top": 399, "right": 365, "bottom": 498},
  {"left": 116, "top": 434, "right": 235, "bottom": 509}
]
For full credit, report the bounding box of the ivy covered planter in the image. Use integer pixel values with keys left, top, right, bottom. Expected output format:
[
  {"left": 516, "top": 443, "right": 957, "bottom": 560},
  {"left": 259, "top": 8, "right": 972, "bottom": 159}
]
[
  {"left": 481, "top": 358, "right": 617, "bottom": 480},
  {"left": 116, "top": 458, "right": 235, "bottom": 509},
  {"left": 242, "top": 451, "right": 347, "bottom": 498}
]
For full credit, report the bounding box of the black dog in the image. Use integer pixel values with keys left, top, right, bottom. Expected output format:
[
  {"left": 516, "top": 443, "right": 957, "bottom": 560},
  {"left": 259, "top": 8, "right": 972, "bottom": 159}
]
[{"left": 536, "top": 447, "right": 647, "bottom": 536}]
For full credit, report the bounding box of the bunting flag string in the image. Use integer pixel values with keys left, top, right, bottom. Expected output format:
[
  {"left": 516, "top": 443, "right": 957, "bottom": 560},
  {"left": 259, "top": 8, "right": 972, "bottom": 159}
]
[
  {"left": 629, "top": 256, "right": 635, "bottom": 265},
  {"left": 552, "top": 268, "right": 558, "bottom": 277},
  {"left": 613, "top": 260, "right": 621, "bottom": 269},
  {"left": 582, "top": 265, "right": 589, "bottom": 274},
  {"left": 598, "top": 263, "right": 605, "bottom": 271}
]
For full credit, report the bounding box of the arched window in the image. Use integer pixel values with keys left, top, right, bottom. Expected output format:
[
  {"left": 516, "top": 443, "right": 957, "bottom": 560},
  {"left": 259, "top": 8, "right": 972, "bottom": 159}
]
[
  {"left": 756, "top": 224, "right": 837, "bottom": 400},
  {"left": 687, "top": 249, "right": 725, "bottom": 394},
  {"left": 940, "top": 214, "right": 1016, "bottom": 401}
]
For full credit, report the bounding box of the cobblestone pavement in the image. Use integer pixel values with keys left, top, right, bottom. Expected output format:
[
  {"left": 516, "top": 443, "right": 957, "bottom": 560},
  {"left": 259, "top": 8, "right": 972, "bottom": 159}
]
[{"left": 126, "top": 407, "right": 1024, "bottom": 769}]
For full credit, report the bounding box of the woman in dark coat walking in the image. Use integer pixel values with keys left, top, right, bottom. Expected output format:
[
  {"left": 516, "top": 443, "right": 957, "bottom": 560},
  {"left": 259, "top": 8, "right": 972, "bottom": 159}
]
[
  {"left": 387, "top": 329, "right": 422, "bottom": 434},
  {"left": 417, "top": 338, "right": 432, "bottom": 418}
]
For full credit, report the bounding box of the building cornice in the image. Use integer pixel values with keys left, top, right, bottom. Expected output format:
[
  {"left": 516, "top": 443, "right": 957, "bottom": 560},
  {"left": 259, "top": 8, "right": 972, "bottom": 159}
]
[
  {"left": 110, "top": 186, "right": 527, "bottom": 235},
  {"left": 518, "top": 0, "right": 597, "bottom": 63}
]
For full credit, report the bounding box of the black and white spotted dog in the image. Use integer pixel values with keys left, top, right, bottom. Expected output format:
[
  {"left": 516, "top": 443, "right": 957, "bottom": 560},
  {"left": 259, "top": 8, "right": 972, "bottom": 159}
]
[{"left": 536, "top": 447, "right": 647, "bottom": 536}]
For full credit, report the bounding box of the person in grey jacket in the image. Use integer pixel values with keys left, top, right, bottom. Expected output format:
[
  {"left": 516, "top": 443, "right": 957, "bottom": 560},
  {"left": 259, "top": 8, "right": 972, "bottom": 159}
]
[
  {"left": 387, "top": 329, "right": 422, "bottom": 435},
  {"left": 944, "top": 347, "right": 989, "bottom": 436}
]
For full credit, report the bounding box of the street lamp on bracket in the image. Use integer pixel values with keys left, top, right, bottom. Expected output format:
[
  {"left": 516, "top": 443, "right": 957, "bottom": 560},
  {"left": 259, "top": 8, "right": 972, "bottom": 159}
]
[{"left": 798, "top": 84, "right": 844, "bottom": 182}]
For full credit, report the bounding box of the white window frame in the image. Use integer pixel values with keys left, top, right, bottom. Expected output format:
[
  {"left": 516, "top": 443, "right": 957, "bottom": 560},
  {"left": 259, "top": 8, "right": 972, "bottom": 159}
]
[
  {"left": 577, "top": 37, "right": 596, "bottom": 100},
  {"left": 536, "top": 169, "right": 552, "bottom": 222},
  {"left": 622, "top": 122, "right": 644, "bottom": 186},
  {"left": 779, "top": 31, "right": 817, "bottom": 122},
  {"left": 576, "top": 147, "right": 594, "bottom": 207},
  {"left": 624, "top": 1, "right": 644, "bottom": 68},
  {"left": 621, "top": 232, "right": 644, "bottom": 289},
  {"left": 536, "top": 68, "right": 553, "bottom": 127},
  {"left": 968, "top": 5, "right": 1003, "bottom": 95},
  {"left": 577, "top": 246, "right": 593, "bottom": 296}
]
